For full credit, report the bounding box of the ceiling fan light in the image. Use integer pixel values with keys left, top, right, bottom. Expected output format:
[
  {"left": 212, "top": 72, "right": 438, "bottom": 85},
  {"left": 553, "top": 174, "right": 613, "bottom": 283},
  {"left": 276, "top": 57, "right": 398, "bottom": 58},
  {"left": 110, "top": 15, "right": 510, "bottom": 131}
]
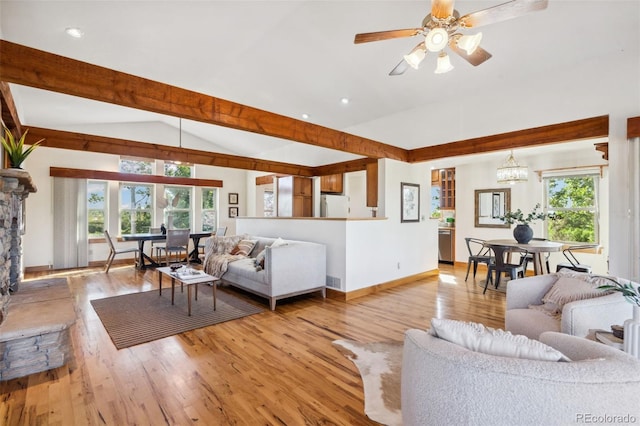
[
  {"left": 403, "top": 47, "right": 426, "bottom": 69},
  {"left": 457, "top": 32, "right": 482, "bottom": 55},
  {"left": 425, "top": 28, "right": 449, "bottom": 52},
  {"left": 434, "top": 52, "right": 454, "bottom": 74}
]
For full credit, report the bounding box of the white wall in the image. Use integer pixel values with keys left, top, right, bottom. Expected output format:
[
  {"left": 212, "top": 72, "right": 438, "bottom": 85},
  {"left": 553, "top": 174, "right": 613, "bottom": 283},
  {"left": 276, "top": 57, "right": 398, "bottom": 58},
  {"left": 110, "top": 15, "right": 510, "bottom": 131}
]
[{"left": 22, "top": 146, "right": 248, "bottom": 268}]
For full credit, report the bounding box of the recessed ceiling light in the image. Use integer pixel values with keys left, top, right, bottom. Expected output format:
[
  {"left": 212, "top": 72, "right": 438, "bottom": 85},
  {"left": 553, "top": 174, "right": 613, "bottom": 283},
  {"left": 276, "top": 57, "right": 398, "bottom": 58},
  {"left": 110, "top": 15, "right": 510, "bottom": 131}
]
[
  {"left": 302, "top": 113, "right": 310, "bottom": 120},
  {"left": 340, "top": 97, "right": 350, "bottom": 104},
  {"left": 65, "top": 27, "right": 84, "bottom": 38}
]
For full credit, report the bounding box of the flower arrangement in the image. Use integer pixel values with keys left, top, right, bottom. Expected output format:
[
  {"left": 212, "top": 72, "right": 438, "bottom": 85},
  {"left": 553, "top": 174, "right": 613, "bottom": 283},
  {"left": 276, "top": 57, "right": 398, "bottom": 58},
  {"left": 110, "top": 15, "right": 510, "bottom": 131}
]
[
  {"left": 500, "top": 203, "right": 557, "bottom": 226},
  {"left": 1, "top": 125, "right": 44, "bottom": 168}
]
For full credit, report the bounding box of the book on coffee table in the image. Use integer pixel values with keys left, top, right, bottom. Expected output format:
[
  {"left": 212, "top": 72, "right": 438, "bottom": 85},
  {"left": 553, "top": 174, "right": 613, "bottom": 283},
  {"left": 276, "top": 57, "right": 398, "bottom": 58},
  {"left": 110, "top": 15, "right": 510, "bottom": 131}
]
[{"left": 172, "top": 270, "right": 208, "bottom": 280}]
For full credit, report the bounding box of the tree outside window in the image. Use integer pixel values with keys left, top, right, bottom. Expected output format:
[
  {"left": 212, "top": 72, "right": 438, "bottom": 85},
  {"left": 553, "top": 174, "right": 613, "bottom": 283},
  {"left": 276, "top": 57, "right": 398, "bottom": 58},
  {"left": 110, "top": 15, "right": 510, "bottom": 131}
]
[
  {"left": 120, "top": 183, "right": 152, "bottom": 234},
  {"left": 264, "top": 190, "right": 274, "bottom": 217},
  {"left": 544, "top": 174, "right": 599, "bottom": 243},
  {"left": 88, "top": 180, "right": 107, "bottom": 237},
  {"left": 119, "top": 158, "right": 153, "bottom": 174},
  {"left": 202, "top": 188, "right": 217, "bottom": 231},
  {"left": 164, "top": 186, "right": 192, "bottom": 229},
  {"left": 164, "top": 162, "right": 193, "bottom": 178}
]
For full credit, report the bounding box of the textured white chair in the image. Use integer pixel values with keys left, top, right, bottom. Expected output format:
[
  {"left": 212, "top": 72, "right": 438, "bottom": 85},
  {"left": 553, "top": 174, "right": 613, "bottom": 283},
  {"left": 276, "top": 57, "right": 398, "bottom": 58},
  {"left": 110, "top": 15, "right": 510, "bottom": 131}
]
[
  {"left": 505, "top": 272, "right": 633, "bottom": 340},
  {"left": 402, "top": 328, "right": 640, "bottom": 426}
]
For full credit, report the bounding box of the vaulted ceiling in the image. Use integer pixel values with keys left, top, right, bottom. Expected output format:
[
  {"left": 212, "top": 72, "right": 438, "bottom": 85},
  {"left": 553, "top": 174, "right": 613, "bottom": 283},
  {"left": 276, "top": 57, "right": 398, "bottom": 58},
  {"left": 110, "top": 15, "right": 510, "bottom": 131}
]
[{"left": 0, "top": 1, "right": 637, "bottom": 174}]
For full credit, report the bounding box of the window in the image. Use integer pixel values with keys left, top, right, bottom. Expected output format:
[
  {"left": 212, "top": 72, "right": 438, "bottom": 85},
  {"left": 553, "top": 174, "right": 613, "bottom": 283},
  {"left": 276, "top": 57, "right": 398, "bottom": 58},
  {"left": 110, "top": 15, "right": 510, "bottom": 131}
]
[
  {"left": 544, "top": 173, "right": 599, "bottom": 243},
  {"left": 119, "top": 157, "right": 153, "bottom": 175},
  {"left": 201, "top": 188, "right": 218, "bottom": 231},
  {"left": 164, "top": 162, "right": 193, "bottom": 178},
  {"left": 87, "top": 180, "right": 107, "bottom": 238},
  {"left": 264, "top": 190, "right": 274, "bottom": 217},
  {"left": 120, "top": 183, "right": 153, "bottom": 234},
  {"left": 164, "top": 186, "right": 192, "bottom": 229}
]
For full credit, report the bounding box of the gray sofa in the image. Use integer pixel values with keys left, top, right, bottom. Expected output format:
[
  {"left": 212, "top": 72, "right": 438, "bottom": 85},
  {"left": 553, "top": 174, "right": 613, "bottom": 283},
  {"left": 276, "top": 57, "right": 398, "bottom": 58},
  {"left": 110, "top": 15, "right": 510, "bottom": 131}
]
[{"left": 204, "top": 235, "right": 326, "bottom": 310}]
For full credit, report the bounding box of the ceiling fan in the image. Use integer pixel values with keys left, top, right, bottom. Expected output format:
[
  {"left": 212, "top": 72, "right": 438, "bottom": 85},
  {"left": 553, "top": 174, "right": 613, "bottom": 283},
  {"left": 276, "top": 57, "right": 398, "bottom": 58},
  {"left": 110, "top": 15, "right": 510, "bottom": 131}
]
[{"left": 354, "top": 0, "right": 548, "bottom": 75}]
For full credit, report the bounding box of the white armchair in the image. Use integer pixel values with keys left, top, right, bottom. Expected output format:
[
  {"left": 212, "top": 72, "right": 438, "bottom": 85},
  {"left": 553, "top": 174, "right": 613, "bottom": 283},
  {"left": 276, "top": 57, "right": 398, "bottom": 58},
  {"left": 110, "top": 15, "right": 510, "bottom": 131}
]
[
  {"left": 402, "top": 329, "right": 640, "bottom": 426},
  {"left": 505, "top": 272, "right": 633, "bottom": 340}
]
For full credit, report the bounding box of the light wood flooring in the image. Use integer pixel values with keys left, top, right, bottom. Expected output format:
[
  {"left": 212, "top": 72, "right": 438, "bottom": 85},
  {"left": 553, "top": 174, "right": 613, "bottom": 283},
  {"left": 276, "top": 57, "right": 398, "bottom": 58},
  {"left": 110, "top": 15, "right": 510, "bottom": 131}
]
[{"left": 1, "top": 263, "right": 504, "bottom": 425}]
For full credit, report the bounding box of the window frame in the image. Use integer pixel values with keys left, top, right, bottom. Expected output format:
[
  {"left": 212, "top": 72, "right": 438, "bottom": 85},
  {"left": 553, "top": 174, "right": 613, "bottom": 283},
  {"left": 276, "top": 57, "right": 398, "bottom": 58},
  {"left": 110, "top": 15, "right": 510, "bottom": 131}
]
[
  {"left": 163, "top": 185, "right": 193, "bottom": 230},
  {"left": 201, "top": 187, "right": 218, "bottom": 232},
  {"left": 119, "top": 182, "right": 154, "bottom": 234},
  {"left": 542, "top": 172, "right": 600, "bottom": 244},
  {"left": 87, "top": 180, "right": 108, "bottom": 239}
]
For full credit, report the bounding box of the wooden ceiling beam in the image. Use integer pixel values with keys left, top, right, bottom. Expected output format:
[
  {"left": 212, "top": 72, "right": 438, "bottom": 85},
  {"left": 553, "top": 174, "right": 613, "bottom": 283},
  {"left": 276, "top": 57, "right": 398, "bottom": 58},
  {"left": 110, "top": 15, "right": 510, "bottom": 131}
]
[
  {"left": 26, "top": 127, "right": 315, "bottom": 177},
  {"left": 0, "top": 81, "right": 22, "bottom": 135},
  {"left": 0, "top": 39, "right": 408, "bottom": 162},
  {"left": 408, "top": 116, "right": 609, "bottom": 163},
  {"left": 313, "top": 158, "right": 378, "bottom": 176},
  {"left": 628, "top": 117, "right": 640, "bottom": 139}
]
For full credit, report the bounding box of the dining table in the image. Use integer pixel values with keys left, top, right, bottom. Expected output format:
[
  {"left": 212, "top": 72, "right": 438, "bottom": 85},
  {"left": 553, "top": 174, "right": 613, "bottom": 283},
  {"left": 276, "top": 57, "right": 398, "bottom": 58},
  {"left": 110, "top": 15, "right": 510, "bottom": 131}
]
[
  {"left": 483, "top": 239, "right": 563, "bottom": 275},
  {"left": 122, "top": 231, "right": 212, "bottom": 269}
]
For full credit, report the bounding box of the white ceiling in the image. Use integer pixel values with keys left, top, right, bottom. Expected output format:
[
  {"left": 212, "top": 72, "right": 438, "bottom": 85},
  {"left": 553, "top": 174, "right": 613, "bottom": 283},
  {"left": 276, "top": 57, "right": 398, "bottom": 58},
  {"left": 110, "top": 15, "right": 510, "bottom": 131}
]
[{"left": 1, "top": 0, "right": 638, "bottom": 168}]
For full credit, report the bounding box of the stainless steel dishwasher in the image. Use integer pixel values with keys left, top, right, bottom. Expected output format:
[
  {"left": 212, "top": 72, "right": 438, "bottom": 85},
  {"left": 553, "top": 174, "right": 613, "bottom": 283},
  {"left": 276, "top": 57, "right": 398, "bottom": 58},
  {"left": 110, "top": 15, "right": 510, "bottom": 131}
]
[{"left": 438, "top": 228, "right": 454, "bottom": 263}]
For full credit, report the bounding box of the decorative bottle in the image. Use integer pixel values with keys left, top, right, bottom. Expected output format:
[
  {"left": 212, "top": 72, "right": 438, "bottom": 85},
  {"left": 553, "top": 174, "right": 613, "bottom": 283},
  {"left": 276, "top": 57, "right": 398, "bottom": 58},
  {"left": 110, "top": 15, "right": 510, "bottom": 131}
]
[{"left": 624, "top": 305, "right": 640, "bottom": 359}]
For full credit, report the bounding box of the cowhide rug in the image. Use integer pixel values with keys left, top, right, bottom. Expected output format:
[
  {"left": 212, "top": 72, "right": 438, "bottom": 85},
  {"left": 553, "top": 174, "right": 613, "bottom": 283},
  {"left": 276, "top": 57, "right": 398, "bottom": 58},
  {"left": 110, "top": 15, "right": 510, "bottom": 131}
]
[{"left": 333, "top": 339, "right": 403, "bottom": 426}]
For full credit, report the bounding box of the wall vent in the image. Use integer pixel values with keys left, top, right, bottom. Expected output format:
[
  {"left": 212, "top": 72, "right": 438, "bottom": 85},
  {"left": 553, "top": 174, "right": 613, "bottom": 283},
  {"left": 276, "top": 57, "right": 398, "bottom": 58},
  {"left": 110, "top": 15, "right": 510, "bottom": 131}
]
[{"left": 325, "top": 275, "right": 341, "bottom": 289}]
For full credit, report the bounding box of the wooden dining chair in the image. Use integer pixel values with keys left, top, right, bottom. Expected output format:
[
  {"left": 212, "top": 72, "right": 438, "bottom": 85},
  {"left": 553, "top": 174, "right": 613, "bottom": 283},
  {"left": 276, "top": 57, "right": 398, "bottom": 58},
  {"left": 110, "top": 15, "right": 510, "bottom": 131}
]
[
  {"left": 464, "top": 238, "right": 494, "bottom": 281},
  {"left": 104, "top": 230, "right": 139, "bottom": 273},
  {"left": 484, "top": 244, "right": 528, "bottom": 294},
  {"left": 156, "top": 229, "right": 190, "bottom": 265}
]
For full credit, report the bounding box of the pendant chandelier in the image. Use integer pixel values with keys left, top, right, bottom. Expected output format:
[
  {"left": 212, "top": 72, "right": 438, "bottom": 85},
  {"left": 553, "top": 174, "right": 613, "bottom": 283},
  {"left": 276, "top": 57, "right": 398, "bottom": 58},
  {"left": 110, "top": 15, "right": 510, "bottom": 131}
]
[{"left": 497, "top": 150, "right": 528, "bottom": 185}]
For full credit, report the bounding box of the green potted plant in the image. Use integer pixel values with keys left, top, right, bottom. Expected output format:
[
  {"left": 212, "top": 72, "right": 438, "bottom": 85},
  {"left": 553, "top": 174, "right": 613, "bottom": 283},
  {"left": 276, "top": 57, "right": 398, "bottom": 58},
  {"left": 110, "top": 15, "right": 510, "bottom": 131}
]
[
  {"left": 500, "top": 203, "right": 557, "bottom": 243},
  {"left": 1, "top": 125, "right": 44, "bottom": 169}
]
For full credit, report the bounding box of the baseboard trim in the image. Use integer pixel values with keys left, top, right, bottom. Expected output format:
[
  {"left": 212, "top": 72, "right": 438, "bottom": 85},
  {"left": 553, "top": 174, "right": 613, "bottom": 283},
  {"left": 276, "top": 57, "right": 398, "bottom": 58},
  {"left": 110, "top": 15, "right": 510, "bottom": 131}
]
[
  {"left": 326, "top": 269, "right": 440, "bottom": 302},
  {"left": 24, "top": 258, "right": 131, "bottom": 273}
]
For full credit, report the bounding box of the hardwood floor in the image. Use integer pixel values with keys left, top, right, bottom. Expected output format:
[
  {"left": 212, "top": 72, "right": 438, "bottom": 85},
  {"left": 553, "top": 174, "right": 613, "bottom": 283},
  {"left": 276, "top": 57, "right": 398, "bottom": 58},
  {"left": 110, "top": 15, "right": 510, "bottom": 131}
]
[{"left": 1, "top": 263, "right": 505, "bottom": 425}]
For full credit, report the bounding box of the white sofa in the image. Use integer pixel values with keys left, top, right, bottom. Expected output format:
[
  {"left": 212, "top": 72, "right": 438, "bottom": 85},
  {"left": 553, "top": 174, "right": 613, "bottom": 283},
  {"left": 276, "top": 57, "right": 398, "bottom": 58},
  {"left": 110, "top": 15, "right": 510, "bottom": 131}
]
[
  {"left": 402, "top": 328, "right": 640, "bottom": 426},
  {"left": 204, "top": 235, "right": 326, "bottom": 310},
  {"left": 505, "top": 272, "right": 633, "bottom": 340}
]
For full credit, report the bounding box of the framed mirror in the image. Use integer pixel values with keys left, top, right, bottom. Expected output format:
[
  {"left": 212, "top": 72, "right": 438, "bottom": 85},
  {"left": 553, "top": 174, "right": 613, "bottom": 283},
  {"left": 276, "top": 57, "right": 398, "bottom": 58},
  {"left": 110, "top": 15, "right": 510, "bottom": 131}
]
[{"left": 474, "top": 188, "right": 511, "bottom": 228}]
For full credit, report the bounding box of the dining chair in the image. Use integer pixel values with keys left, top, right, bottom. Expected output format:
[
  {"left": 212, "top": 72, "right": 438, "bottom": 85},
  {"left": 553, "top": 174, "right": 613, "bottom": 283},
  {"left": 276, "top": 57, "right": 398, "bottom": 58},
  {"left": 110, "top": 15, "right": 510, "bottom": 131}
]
[
  {"left": 555, "top": 244, "right": 597, "bottom": 273},
  {"left": 156, "top": 229, "right": 191, "bottom": 265},
  {"left": 104, "top": 230, "right": 139, "bottom": 273},
  {"left": 197, "top": 226, "right": 227, "bottom": 256},
  {"left": 216, "top": 226, "right": 227, "bottom": 237},
  {"left": 464, "top": 238, "right": 494, "bottom": 281},
  {"left": 484, "top": 244, "right": 528, "bottom": 294},
  {"left": 149, "top": 227, "right": 166, "bottom": 261},
  {"left": 519, "top": 237, "right": 551, "bottom": 272}
]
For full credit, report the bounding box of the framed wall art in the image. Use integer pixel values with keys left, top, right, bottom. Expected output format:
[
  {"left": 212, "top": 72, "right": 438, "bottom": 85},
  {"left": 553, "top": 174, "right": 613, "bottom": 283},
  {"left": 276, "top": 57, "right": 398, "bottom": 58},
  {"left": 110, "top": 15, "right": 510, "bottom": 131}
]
[
  {"left": 229, "top": 206, "right": 239, "bottom": 218},
  {"left": 401, "top": 182, "right": 420, "bottom": 223},
  {"left": 228, "top": 193, "right": 238, "bottom": 204}
]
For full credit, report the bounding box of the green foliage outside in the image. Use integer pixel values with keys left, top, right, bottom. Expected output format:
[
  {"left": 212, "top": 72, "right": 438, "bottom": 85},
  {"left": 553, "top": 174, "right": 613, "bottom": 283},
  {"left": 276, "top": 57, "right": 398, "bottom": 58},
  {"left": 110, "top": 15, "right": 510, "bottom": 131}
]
[
  {"left": 546, "top": 176, "right": 596, "bottom": 243},
  {"left": 120, "top": 159, "right": 153, "bottom": 174},
  {"left": 164, "top": 163, "right": 192, "bottom": 177}
]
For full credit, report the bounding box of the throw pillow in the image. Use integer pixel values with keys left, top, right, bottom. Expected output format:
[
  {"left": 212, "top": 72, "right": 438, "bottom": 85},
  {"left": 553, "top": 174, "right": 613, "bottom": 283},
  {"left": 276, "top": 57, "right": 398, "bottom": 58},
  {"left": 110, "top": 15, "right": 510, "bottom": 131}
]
[
  {"left": 254, "top": 249, "right": 266, "bottom": 271},
  {"left": 533, "top": 270, "right": 616, "bottom": 316},
  {"left": 270, "top": 237, "right": 288, "bottom": 248},
  {"left": 429, "top": 318, "right": 570, "bottom": 362},
  {"left": 230, "top": 239, "right": 258, "bottom": 256}
]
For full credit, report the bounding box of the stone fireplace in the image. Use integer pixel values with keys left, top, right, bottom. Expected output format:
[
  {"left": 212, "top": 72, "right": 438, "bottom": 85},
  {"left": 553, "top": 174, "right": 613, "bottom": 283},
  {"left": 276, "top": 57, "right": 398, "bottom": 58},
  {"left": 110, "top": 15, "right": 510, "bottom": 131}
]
[
  {"left": 0, "top": 168, "right": 36, "bottom": 323},
  {"left": 0, "top": 169, "right": 76, "bottom": 381}
]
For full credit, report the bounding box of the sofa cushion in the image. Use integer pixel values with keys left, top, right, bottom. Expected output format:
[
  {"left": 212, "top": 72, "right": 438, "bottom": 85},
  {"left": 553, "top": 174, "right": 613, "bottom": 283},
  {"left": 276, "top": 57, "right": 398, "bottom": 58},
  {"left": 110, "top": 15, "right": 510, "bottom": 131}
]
[
  {"left": 429, "top": 318, "right": 570, "bottom": 361},
  {"left": 226, "top": 257, "right": 269, "bottom": 285},
  {"left": 230, "top": 239, "right": 258, "bottom": 256},
  {"left": 505, "top": 308, "right": 561, "bottom": 340},
  {"left": 533, "top": 269, "right": 616, "bottom": 316}
]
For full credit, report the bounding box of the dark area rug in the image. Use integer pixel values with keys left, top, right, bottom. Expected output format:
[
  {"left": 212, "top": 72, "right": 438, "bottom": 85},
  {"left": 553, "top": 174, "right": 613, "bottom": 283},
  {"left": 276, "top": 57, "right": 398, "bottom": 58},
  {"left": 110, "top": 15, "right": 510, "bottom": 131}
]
[{"left": 91, "top": 286, "right": 264, "bottom": 349}]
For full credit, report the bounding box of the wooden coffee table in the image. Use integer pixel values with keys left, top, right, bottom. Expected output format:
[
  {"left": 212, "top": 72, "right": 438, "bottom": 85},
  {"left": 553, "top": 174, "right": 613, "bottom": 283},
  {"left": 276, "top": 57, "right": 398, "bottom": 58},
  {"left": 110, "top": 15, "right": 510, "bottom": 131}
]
[{"left": 157, "top": 266, "right": 220, "bottom": 316}]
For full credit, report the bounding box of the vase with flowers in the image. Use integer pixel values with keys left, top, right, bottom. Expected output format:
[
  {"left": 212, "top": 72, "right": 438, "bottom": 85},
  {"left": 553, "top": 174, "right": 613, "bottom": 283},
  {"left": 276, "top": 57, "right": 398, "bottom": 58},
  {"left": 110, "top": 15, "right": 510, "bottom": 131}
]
[
  {"left": 597, "top": 278, "right": 640, "bottom": 358},
  {"left": 500, "top": 203, "right": 557, "bottom": 244}
]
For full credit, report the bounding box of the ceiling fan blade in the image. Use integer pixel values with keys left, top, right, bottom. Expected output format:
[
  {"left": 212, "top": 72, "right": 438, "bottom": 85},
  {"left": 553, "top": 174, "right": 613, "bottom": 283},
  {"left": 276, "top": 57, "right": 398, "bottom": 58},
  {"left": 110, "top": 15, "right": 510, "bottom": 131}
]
[
  {"left": 449, "top": 41, "right": 492, "bottom": 66},
  {"left": 389, "top": 60, "right": 410, "bottom": 76},
  {"left": 459, "top": 0, "right": 548, "bottom": 28},
  {"left": 354, "top": 28, "right": 423, "bottom": 44},
  {"left": 431, "top": 0, "right": 455, "bottom": 19}
]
